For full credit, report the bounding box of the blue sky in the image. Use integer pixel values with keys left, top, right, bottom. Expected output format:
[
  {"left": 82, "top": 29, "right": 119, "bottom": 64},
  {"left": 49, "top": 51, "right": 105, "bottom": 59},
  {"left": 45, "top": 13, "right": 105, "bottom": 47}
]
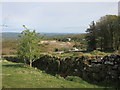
[{"left": 1, "top": 2, "right": 118, "bottom": 33}]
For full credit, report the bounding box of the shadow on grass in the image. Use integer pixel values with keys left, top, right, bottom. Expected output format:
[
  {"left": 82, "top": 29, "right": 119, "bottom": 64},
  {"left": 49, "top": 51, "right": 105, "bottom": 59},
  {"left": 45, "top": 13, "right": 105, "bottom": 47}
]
[
  {"left": 38, "top": 69, "right": 120, "bottom": 89},
  {"left": 81, "top": 77, "right": 120, "bottom": 89},
  {"left": 2, "top": 64, "right": 25, "bottom": 68},
  {"left": 3, "top": 56, "right": 24, "bottom": 63}
]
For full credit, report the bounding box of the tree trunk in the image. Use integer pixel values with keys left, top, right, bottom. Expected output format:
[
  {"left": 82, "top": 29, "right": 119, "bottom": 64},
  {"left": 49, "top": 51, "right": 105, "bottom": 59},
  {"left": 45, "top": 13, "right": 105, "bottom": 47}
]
[
  {"left": 29, "top": 42, "right": 32, "bottom": 68},
  {"left": 30, "top": 60, "right": 32, "bottom": 68}
]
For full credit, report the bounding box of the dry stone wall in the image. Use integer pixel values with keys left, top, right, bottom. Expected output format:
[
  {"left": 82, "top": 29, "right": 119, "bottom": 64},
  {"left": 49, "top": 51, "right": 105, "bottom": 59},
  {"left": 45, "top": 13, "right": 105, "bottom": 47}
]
[
  {"left": 33, "top": 54, "right": 120, "bottom": 84},
  {"left": 3, "top": 54, "right": 120, "bottom": 85}
]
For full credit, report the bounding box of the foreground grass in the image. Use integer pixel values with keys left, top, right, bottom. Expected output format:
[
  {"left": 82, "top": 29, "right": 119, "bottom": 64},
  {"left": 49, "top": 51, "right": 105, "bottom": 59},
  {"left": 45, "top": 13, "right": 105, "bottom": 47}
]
[{"left": 2, "top": 60, "right": 103, "bottom": 88}]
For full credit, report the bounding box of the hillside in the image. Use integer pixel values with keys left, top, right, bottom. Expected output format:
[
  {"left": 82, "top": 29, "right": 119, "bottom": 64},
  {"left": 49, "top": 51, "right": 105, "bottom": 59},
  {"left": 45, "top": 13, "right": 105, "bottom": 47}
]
[
  {"left": 1, "top": 32, "right": 75, "bottom": 41},
  {"left": 2, "top": 32, "right": 20, "bottom": 40},
  {"left": 2, "top": 32, "right": 87, "bottom": 55},
  {"left": 2, "top": 60, "right": 103, "bottom": 88}
]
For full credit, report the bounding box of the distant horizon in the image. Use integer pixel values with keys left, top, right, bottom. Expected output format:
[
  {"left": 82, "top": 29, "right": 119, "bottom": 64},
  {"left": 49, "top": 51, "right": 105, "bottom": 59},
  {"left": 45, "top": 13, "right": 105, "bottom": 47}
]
[{"left": 1, "top": 31, "right": 86, "bottom": 34}]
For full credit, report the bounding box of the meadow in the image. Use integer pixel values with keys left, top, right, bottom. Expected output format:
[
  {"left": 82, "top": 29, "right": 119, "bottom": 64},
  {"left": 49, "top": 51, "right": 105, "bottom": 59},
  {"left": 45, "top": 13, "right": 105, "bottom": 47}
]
[{"left": 2, "top": 59, "right": 103, "bottom": 88}]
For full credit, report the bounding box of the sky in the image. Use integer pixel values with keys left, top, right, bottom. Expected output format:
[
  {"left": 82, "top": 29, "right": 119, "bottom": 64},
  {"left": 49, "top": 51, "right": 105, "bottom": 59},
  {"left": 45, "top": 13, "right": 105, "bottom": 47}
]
[{"left": 0, "top": 2, "right": 118, "bottom": 33}]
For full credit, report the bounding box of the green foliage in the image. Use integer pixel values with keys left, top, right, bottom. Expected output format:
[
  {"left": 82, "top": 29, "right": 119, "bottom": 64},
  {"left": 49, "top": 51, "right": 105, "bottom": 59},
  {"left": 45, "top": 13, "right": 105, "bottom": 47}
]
[
  {"left": 86, "top": 15, "right": 120, "bottom": 52},
  {"left": 55, "top": 74, "right": 64, "bottom": 80},
  {"left": 65, "top": 76, "right": 84, "bottom": 83},
  {"left": 86, "top": 21, "right": 97, "bottom": 51},
  {"left": 17, "top": 25, "right": 43, "bottom": 67},
  {"left": 90, "top": 50, "right": 107, "bottom": 55}
]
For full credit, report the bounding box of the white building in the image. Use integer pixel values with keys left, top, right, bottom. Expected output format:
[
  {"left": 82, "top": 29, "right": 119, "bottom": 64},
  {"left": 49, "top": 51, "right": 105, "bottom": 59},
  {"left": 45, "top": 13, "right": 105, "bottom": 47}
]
[
  {"left": 72, "top": 47, "right": 79, "bottom": 51},
  {"left": 67, "top": 38, "right": 71, "bottom": 41}
]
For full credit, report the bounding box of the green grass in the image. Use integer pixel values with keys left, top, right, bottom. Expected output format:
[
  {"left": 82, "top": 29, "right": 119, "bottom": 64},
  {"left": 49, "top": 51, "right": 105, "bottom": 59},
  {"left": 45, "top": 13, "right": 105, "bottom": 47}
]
[{"left": 2, "top": 60, "right": 104, "bottom": 88}]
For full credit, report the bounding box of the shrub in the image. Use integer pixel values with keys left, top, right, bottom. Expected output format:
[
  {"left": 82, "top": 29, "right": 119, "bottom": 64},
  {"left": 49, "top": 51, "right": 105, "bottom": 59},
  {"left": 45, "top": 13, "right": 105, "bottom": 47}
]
[
  {"left": 90, "top": 50, "right": 106, "bottom": 55},
  {"left": 72, "top": 52, "right": 84, "bottom": 57},
  {"left": 65, "top": 76, "right": 83, "bottom": 83},
  {"left": 55, "top": 74, "right": 64, "bottom": 80},
  {"left": 54, "top": 48, "right": 59, "bottom": 52}
]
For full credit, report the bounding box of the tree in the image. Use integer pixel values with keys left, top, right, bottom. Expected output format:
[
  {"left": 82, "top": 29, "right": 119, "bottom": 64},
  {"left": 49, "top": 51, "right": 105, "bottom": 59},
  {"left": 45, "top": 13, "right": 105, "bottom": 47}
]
[
  {"left": 114, "top": 16, "right": 120, "bottom": 53},
  {"left": 86, "top": 15, "right": 120, "bottom": 52},
  {"left": 18, "top": 25, "right": 43, "bottom": 67},
  {"left": 86, "top": 21, "right": 97, "bottom": 51},
  {"left": 96, "top": 15, "right": 119, "bottom": 51}
]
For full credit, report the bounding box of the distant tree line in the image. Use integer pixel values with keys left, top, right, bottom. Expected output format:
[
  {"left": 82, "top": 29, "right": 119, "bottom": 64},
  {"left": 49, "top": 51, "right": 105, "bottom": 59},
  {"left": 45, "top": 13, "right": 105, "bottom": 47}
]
[
  {"left": 52, "top": 34, "right": 86, "bottom": 42},
  {"left": 86, "top": 15, "right": 120, "bottom": 52}
]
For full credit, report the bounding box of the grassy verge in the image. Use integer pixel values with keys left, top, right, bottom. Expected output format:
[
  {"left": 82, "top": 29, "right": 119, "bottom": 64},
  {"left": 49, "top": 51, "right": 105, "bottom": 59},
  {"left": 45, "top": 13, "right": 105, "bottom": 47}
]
[{"left": 1, "top": 59, "right": 105, "bottom": 88}]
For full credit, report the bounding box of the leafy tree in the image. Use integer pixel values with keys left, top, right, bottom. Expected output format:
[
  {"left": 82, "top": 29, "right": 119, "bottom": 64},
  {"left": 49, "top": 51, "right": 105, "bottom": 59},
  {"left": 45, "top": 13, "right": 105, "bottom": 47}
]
[
  {"left": 18, "top": 25, "right": 43, "bottom": 67},
  {"left": 86, "top": 15, "right": 120, "bottom": 52},
  {"left": 99, "top": 15, "right": 118, "bottom": 51},
  {"left": 115, "top": 16, "right": 120, "bottom": 53},
  {"left": 86, "top": 21, "right": 97, "bottom": 51}
]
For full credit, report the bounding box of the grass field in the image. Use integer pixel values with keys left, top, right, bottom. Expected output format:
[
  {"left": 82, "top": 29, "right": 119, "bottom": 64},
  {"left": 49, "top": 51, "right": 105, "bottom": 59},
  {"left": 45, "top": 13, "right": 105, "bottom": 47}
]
[{"left": 1, "top": 59, "right": 105, "bottom": 88}]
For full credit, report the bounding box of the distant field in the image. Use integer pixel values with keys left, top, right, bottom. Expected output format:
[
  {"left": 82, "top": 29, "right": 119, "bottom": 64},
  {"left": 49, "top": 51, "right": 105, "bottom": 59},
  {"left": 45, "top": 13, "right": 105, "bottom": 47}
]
[
  {"left": 2, "top": 32, "right": 76, "bottom": 40},
  {"left": 2, "top": 32, "right": 86, "bottom": 55},
  {"left": 2, "top": 60, "right": 103, "bottom": 88},
  {"left": 2, "top": 39, "right": 75, "bottom": 54}
]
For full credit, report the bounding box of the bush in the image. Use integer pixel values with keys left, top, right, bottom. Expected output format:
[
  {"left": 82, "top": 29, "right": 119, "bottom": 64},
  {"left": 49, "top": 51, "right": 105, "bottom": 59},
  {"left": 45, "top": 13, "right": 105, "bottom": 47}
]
[
  {"left": 55, "top": 74, "right": 64, "bottom": 80},
  {"left": 90, "top": 50, "right": 106, "bottom": 55},
  {"left": 10, "top": 52, "right": 17, "bottom": 55},
  {"left": 65, "top": 76, "right": 83, "bottom": 83},
  {"left": 54, "top": 48, "right": 59, "bottom": 52}
]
